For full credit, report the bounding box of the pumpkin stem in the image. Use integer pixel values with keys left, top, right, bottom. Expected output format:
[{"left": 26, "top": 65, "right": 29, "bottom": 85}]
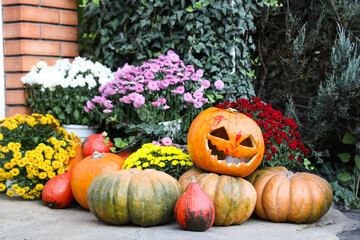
[
  {"left": 190, "top": 175, "right": 196, "bottom": 183},
  {"left": 227, "top": 108, "right": 238, "bottom": 113},
  {"left": 91, "top": 151, "right": 105, "bottom": 159},
  {"left": 286, "top": 172, "right": 293, "bottom": 178},
  {"left": 101, "top": 132, "right": 108, "bottom": 138}
]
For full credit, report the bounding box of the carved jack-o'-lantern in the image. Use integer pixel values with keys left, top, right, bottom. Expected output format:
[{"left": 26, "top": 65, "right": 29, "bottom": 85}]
[{"left": 187, "top": 107, "right": 264, "bottom": 177}]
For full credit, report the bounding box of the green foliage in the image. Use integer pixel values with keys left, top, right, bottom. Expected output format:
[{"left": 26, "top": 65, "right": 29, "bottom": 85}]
[
  {"left": 251, "top": 0, "right": 360, "bottom": 208},
  {"left": 304, "top": 28, "right": 360, "bottom": 209},
  {"left": 306, "top": 28, "right": 360, "bottom": 154},
  {"left": 78, "top": 0, "right": 258, "bottom": 101},
  {"left": 253, "top": 0, "right": 333, "bottom": 114},
  {"left": 25, "top": 86, "right": 99, "bottom": 126}
]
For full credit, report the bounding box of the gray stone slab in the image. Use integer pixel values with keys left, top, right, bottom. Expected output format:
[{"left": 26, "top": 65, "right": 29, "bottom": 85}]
[{"left": 0, "top": 194, "right": 359, "bottom": 240}]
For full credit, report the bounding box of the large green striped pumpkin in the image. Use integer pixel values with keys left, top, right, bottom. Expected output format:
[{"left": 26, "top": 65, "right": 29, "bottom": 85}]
[
  {"left": 178, "top": 168, "right": 257, "bottom": 226},
  {"left": 87, "top": 168, "right": 183, "bottom": 227}
]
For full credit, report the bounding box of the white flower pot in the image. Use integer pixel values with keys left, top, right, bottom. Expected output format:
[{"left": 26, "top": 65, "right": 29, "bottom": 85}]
[{"left": 62, "top": 124, "right": 99, "bottom": 142}]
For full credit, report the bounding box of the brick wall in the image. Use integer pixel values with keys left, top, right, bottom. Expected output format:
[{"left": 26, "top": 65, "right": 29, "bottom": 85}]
[{"left": 2, "top": 0, "right": 78, "bottom": 117}]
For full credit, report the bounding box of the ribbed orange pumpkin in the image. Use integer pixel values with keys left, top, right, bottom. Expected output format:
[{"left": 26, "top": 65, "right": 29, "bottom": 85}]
[
  {"left": 71, "top": 152, "right": 124, "bottom": 210},
  {"left": 187, "top": 107, "right": 265, "bottom": 177},
  {"left": 178, "top": 168, "right": 256, "bottom": 226},
  {"left": 247, "top": 166, "right": 333, "bottom": 223}
]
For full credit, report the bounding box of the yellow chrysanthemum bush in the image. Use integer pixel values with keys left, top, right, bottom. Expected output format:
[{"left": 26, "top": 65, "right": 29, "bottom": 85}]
[
  {"left": 122, "top": 143, "right": 194, "bottom": 179},
  {"left": 0, "top": 113, "right": 80, "bottom": 199}
]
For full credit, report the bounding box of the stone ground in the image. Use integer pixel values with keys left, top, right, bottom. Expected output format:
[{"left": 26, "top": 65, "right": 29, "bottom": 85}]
[
  {"left": 1, "top": 194, "right": 359, "bottom": 240},
  {"left": 337, "top": 209, "right": 360, "bottom": 240}
]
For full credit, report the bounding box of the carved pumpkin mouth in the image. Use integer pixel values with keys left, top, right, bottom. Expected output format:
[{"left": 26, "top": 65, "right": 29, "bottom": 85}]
[{"left": 207, "top": 140, "right": 258, "bottom": 167}]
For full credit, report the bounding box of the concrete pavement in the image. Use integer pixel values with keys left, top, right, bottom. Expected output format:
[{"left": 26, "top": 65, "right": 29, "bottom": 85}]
[{"left": 1, "top": 194, "right": 359, "bottom": 240}]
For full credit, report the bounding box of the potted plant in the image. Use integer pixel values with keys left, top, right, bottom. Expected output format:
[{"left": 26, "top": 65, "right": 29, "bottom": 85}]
[
  {"left": 86, "top": 50, "right": 225, "bottom": 147},
  {"left": 0, "top": 113, "right": 80, "bottom": 199},
  {"left": 21, "top": 57, "right": 115, "bottom": 140}
]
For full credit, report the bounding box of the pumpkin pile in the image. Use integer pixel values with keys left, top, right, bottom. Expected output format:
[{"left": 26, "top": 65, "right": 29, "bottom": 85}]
[
  {"left": 179, "top": 106, "right": 333, "bottom": 229},
  {"left": 40, "top": 106, "right": 333, "bottom": 231}
]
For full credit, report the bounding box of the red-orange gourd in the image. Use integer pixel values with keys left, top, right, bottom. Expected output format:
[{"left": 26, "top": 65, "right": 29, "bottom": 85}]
[
  {"left": 174, "top": 175, "right": 215, "bottom": 231},
  {"left": 81, "top": 132, "right": 114, "bottom": 158},
  {"left": 187, "top": 107, "right": 265, "bottom": 177},
  {"left": 71, "top": 152, "right": 124, "bottom": 210},
  {"left": 42, "top": 170, "right": 74, "bottom": 209},
  {"left": 247, "top": 166, "right": 333, "bottom": 223}
]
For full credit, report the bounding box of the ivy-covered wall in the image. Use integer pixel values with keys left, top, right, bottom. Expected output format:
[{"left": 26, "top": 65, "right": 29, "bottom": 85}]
[{"left": 79, "top": 0, "right": 259, "bottom": 100}]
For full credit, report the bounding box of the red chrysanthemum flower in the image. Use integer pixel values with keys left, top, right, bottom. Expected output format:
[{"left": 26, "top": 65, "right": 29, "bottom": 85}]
[{"left": 215, "top": 98, "right": 308, "bottom": 170}]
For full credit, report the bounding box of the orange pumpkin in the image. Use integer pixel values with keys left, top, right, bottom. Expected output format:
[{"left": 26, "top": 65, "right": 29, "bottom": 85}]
[
  {"left": 71, "top": 152, "right": 124, "bottom": 210},
  {"left": 247, "top": 166, "right": 333, "bottom": 223},
  {"left": 187, "top": 107, "right": 265, "bottom": 177},
  {"left": 67, "top": 144, "right": 83, "bottom": 171}
]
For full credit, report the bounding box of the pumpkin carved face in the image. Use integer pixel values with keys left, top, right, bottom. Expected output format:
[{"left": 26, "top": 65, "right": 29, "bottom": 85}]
[{"left": 187, "top": 107, "right": 264, "bottom": 177}]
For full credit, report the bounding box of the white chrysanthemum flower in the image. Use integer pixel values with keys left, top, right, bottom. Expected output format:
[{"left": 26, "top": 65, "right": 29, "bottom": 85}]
[
  {"left": 85, "top": 75, "right": 96, "bottom": 89},
  {"left": 70, "top": 79, "right": 78, "bottom": 88},
  {"left": 36, "top": 61, "right": 47, "bottom": 69},
  {"left": 55, "top": 59, "right": 71, "bottom": 72},
  {"left": 76, "top": 75, "right": 86, "bottom": 87},
  {"left": 60, "top": 78, "right": 71, "bottom": 88},
  {"left": 21, "top": 71, "right": 38, "bottom": 85}
]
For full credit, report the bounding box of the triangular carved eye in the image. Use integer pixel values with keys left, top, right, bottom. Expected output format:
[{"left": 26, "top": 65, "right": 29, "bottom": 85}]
[
  {"left": 240, "top": 136, "right": 255, "bottom": 148},
  {"left": 210, "top": 127, "right": 229, "bottom": 141}
]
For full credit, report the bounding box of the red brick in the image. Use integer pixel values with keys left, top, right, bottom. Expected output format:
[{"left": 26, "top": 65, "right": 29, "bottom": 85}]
[
  {"left": 42, "top": 0, "right": 77, "bottom": 10},
  {"left": 5, "top": 90, "right": 27, "bottom": 105},
  {"left": 6, "top": 106, "right": 32, "bottom": 117},
  {"left": 5, "top": 74, "right": 26, "bottom": 89},
  {"left": 4, "top": 40, "right": 61, "bottom": 56},
  {"left": 60, "top": 10, "right": 78, "bottom": 25},
  {"left": 2, "top": 0, "right": 39, "bottom": 5},
  {"left": 3, "top": 6, "right": 60, "bottom": 24},
  {"left": 61, "top": 42, "right": 79, "bottom": 57},
  {"left": 4, "top": 56, "right": 42, "bottom": 72},
  {"left": 41, "top": 25, "right": 78, "bottom": 41},
  {"left": 3, "top": 23, "right": 41, "bottom": 39},
  {"left": 3, "top": 41, "right": 21, "bottom": 55}
]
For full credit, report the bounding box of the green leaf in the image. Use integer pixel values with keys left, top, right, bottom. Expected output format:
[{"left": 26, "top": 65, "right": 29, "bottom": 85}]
[
  {"left": 337, "top": 173, "right": 351, "bottom": 182},
  {"left": 342, "top": 132, "right": 356, "bottom": 144},
  {"left": 195, "top": 2, "right": 202, "bottom": 9},
  {"left": 73, "top": 109, "right": 80, "bottom": 120},
  {"left": 186, "top": 6, "right": 195, "bottom": 12},
  {"left": 337, "top": 153, "right": 351, "bottom": 163},
  {"left": 355, "top": 155, "right": 360, "bottom": 170}
]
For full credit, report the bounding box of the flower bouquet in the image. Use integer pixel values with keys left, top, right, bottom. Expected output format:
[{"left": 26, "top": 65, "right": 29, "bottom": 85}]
[
  {"left": 0, "top": 114, "right": 80, "bottom": 199},
  {"left": 122, "top": 143, "right": 194, "bottom": 179},
  {"left": 86, "top": 50, "right": 224, "bottom": 145},
  {"left": 216, "top": 98, "right": 309, "bottom": 170},
  {"left": 21, "top": 57, "right": 114, "bottom": 126}
]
